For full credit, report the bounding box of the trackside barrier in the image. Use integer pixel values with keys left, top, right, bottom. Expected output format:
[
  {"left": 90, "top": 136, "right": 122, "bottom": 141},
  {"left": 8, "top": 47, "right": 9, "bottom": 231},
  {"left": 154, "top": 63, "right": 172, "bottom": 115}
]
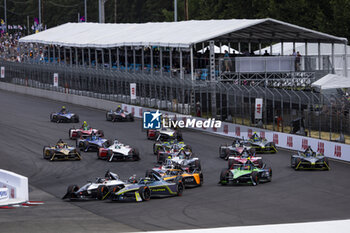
[
  {"left": 0, "top": 81, "right": 348, "bottom": 163},
  {"left": 122, "top": 104, "right": 350, "bottom": 163},
  {"left": 0, "top": 169, "right": 28, "bottom": 206}
]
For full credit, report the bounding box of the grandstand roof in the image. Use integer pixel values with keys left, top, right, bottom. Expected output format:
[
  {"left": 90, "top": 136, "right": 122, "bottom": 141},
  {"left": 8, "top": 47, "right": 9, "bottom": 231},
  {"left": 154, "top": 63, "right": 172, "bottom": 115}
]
[{"left": 19, "top": 18, "right": 347, "bottom": 49}]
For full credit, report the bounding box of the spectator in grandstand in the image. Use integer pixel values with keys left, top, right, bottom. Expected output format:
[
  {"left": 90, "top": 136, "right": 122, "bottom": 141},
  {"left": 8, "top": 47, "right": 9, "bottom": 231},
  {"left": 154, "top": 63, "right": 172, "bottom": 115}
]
[
  {"left": 296, "top": 51, "right": 302, "bottom": 71},
  {"left": 263, "top": 50, "right": 270, "bottom": 56},
  {"left": 224, "top": 50, "right": 230, "bottom": 72}
]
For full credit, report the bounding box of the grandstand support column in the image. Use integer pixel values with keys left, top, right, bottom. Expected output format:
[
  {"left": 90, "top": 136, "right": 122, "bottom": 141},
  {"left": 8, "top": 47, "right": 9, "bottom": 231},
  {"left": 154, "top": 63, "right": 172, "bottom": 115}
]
[
  {"left": 69, "top": 48, "right": 73, "bottom": 67},
  {"left": 331, "top": 43, "right": 335, "bottom": 72},
  {"left": 258, "top": 41, "right": 262, "bottom": 55},
  {"left": 150, "top": 47, "right": 154, "bottom": 75},
  {"left": 53, "top": 45, "right": 56, "bottom": 64},
  {"left": 47, "top": 45, "right": 50, "bottom": 63},
  {"left": 117, "top": 48, "right": 120, "bottom": 71},
  {"left": 63, "top": 47, "right": 66, "bottom": 65},
  {"left": 248, "top": 41, "right": 251, "bottom": 53},
  {"left": 102, "top": 49, "right": 105, "bottom": 70},
  {"left": 318, "top": 41, "right": 321, "bottom": 70},
  {"left": 305, "top": 41, "right": 308, "bottom": 56},
  {"left": 345, "top": 40, "right": 348, "bottom": 77},
  {"left": 109, "top": 49, "right": 112, "bottom": 70},
  {"left": 238, "top": 41, "right": 241, "bottom": 53},
  {"left": 58, "top": 46, "right": 61, "bottom": 65},
  {"left": 82, "top": 48, "right": 85, "bottom": 67},
  {"left": 124, "top": 47, "right": 128, "bottom": 73},
  {"left": 169, "top": 49, "right": 173, "bottom": 77},
  {"left": 293, "top": 41, "right": 295, "bottom": 51},
  {"left": 141, "top": 47, "right": 144, "bottom": 73},
  {"left": 75, "top": 47, "right": 78, "bottom": 67},
  {"left": 281, "top": 41, "right": 284, "bottom": 55},
  {"left": 180, "top": 49, "right": 183, "bottom": 79},
  {"left": 88, "top": 48, "right": 91, "bottom": 67},
  {"left": 133, "top": 47, "right": 136, "bottom": 73},
  {"left": 159, "top": 47, "right": 163, "bottom": 77},
  {"left": 209, "top": 40, "right": 217, "bottom": 118},
  {"left": 95, "top": 49, "right": 98, "bottom": 70},
  {"left": 190, "top": 45, "right": 194, "bottom": 81}
]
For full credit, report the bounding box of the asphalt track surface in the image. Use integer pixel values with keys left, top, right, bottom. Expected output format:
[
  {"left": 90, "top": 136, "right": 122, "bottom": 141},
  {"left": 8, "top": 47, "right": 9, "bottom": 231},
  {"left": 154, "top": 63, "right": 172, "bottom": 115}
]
[{"left": 1, "top": 90, "right": 350, "bottom": 233}]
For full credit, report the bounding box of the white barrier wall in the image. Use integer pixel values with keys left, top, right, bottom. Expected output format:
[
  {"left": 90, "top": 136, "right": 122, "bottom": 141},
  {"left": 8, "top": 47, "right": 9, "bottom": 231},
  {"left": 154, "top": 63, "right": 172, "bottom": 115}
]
[
  {"left": 0, "top": 81, "right": 348, "bottom": 162},
  {"left": 0, "top": 169, "right": 28, "bottom": 205}
]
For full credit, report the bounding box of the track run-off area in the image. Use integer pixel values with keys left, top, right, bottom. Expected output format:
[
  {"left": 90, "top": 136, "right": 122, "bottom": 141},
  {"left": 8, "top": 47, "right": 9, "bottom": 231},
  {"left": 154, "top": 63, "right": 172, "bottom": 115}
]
[{"left": 1, "top": 89, "right": 350, "bottom": 233}]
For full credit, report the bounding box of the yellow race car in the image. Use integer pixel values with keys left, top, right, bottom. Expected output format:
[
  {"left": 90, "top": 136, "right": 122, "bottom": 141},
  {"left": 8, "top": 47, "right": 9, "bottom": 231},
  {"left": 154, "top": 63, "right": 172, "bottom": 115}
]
[{"left": 43, "top": 140, "right": 81, "bottom": 161}]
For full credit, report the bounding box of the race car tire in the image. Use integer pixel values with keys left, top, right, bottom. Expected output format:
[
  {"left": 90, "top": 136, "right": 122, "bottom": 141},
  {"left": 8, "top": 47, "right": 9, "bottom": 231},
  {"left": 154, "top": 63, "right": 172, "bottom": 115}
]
[
  {"left": 97, "top": 185, "right": 109, "bottom": 200},
  {"left": 199, "top": 173, "right": 204, "bottom": 186},
  {"left": 176, "top": 180, "right": 184, "bottom": 196},
  {"left": 194, "top": 160, "right": 201, "bottom": 170},
  {"left": 127, "top": 114, "right": 134, "bottom": 122},
  {"left": 43, "top": 147, "right": 52, "bottom": 160},
  {"left": 153, "top": 144, "right": 158, "bottom": 155},
  {"left": 219, "top": 145, "right": 227, "bottom": 159},
  {"left": 324, "top": 157, "right": 330, "bottom": 170},
  {"left": 251, "top": 171, "right": 259, "bottom": 186},
  {"left": 294, "top": 158, "right": 302, "bottom": 170},
  {"left": 98, "top": 130, "right": 104, "bottom": 138},
  {"left": 177, "top": 132, "right": 183, "bottom": 141},
  {"left": 184, "top": 145, "right": 192, "bottom": 152},
  {"left": 106, "top": 112, "right": 113, "bottom": 121},
  {"left": 133, "top": 148, "right": 140, "bottom": 161},
  {"left": 257, "top": 159, "right": 264, "bottom": 168},
  {"left": 228, "top": 159, "right": 235, "bottom": 169},
  {"left": 82, "top": 141, "right": 89, "bottom": 152},
  {"left": 291, "top": 156, "right": 297, "bottom": 168},
  {"left": 267, "top": 168, "right": 272, "bottom": 182},
  {"left": 72, "top": 115, "right": 79, "bottom": 123},
  {"left": 50, "top": 113, "right": 56, "bottom": 122},
  {"left": 220, "top": 168, "right": 230, "bottom": 185},
  {"left": 66, "top": 184, "right": 79, "bottom": 198},
  {"left": 103, "top": 140, "right": 111, "bottom": 148},
  {"left": 139, "top": 186, "right": 151, "bottom": 201}
]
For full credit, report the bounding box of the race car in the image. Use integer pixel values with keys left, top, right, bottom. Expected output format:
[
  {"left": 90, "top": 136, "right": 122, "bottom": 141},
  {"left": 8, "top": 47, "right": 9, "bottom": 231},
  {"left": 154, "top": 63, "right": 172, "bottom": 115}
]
[
  {"left": 291, "top": 146, "right": 330, "bottom": 170},
  {"left": 157, "top": 149, "right": 201, "bottom": 171},
  {"left": 50, "top": 110, "right": 79, "bottom": 123},
  {"left": 62, "top": 171, "right": 125, "bottom": 200},
  {"left": 77, "top": 134, "right": 110, "bottom": 152},
  {"left": 147, "top": 160, "right": 203, "bottom": 188},
  {"left": 219, "top": 160, "right": 272, "bottom": 186},
  {"left": 43, "top": 140, "right": 81, "bottom": 161},
  {"left": 219, "top": 139, "right": 253, "bottom": 160},
  {"left": 110, "top": 172, "right": 184, "bottom": 202},
  {"left": 227, "top": 148, "right": 264, "bottom": 168},
  {"left": 97, "top": 140, "right": 140, "bottom": 161},
  {"left": 69, "top": 126, "right": 104, "bottom": 140},
  {"left": 106, "top": 108, "right": 134, "bottom": 122},
  {"left": 147, "top": 127, "right": 183, "bottom": 141},
  {"left": 153, "top": 139, "right": 192, "bottom": 155},
  {"left": 245, "top": 133, "right": 277, "bottom": 153}
]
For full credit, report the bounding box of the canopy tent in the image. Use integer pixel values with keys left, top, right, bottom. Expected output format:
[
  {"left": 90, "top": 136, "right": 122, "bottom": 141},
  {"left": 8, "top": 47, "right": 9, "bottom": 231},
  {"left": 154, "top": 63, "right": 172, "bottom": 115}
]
[
  {"left": 311, "top": 74, "right": 350, "bottom": 90},
  {"left": 256, "top": 42, "right": 350, "bottom": 56},
  {"left": 197, "top": 45, "right": 241, "bottom": 54},
  {"left": 19, "top": 18, "right": 347, "bottom": 49}
]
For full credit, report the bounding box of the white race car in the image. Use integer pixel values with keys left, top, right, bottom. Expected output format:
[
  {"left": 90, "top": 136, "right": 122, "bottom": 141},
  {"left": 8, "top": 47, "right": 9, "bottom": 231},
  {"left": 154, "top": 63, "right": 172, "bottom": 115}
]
[{"left": 98, "top": 140, "right": 140, "bottom": 162}]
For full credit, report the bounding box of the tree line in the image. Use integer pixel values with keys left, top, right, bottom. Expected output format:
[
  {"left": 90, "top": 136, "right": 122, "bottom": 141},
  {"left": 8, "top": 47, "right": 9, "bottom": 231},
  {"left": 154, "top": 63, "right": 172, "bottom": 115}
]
[{"left": 2, "top": 0, "right": 350, "bottom": 42}]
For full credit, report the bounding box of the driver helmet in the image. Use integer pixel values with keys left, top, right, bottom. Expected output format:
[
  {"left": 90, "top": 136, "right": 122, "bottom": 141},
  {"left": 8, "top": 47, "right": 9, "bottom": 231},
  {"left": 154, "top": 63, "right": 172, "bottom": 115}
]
[
  {"left": 128, "top": 174, "right": 137, "bottom": 184},
  {"left": 83, "top": 121, "right": 88, "bottom": 127}
]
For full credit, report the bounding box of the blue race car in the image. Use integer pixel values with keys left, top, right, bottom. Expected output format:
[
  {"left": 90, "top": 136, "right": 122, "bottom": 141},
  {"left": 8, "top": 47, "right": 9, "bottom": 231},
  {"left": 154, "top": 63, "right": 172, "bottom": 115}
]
[
  {"left": 50, "top": 111, "right": 79, "bottom": 123},
  {"left": 77, "top": 135, "right": 110, "bottom": 152},
  {"left": 110, "top": 172, "right": 184, "bottom": 202}
]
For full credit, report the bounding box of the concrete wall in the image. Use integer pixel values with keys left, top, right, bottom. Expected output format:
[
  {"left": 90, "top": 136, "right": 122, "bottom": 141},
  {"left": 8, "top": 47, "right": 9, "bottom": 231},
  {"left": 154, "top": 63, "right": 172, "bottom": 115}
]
[{"left": 0, "top": 169, "right": 28, "bottom": 206}]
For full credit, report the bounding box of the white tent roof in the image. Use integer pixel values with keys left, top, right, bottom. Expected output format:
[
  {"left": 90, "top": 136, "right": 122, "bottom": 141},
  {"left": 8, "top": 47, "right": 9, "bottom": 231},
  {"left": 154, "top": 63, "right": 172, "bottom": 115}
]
[
  {"left": 19, "top": 18, "right": 347, "bottom": 49},
  {"left": 257, "top": 42, "right": 350, "bottom": 56},
  {"left": 197, "top": 45, "right": 241, "bottom": 54},
  {"left": 312, "top": 74, "right": 350, "bottom": 90}
]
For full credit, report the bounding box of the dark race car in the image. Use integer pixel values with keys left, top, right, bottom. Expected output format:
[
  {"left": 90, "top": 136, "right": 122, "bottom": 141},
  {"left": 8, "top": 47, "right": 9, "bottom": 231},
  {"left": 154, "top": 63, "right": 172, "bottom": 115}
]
[
  {"left": 245, "top": 133, "right": 277, "bottom": 153},
  {"left": 147, "top": 127, "right": 183, "bottom": 141},
  {"left": 106, "top": 108, "right": 134, "bottom": 122},
  {"left": 219, "top": 139, "right": 253, "bottom": 160},
  {"left": 50, "top": 111, "right": 79, "bottom": 123},
  {"left": 291, "top": 146, "right": 330, "bottom": 170},
  {"left": 227, "top": 148, "right": 264, "bottom": 168},
  {"left": 69, "top": 126, "right": 104, "bottom": 140},
  {"left": 62, "top": 171, "right": 125, "bottom": 200},
  {"left": 153, "top": 139, "right": 191, "bottom": 155},
  {"left": 43, "top": 140, "right": 81, "bottom": 161},
  {"left": 77, "top": 135, "right": 110, "bottom": 152},
  {"left": 110, "top": 172, "right": 184, "bottom": 202},
  {"left": 97, "top": 140, "right": 140, "bottom": 161},
  {"left": 219, "top": 160, "right": 272, "bottom": 186}
]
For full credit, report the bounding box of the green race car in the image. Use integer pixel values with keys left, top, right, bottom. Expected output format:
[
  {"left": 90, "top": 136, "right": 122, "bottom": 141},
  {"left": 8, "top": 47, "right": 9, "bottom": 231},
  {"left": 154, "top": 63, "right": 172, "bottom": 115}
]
[{"left": 219, "top": 161, "right": 272, "bottom": 186}]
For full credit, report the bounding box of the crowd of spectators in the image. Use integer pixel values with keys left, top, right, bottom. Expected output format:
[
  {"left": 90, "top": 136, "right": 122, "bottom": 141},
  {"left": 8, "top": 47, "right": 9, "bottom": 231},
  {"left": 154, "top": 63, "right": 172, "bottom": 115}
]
[{"left": 0, "top": 32, "right": 24, "bottom": 62}]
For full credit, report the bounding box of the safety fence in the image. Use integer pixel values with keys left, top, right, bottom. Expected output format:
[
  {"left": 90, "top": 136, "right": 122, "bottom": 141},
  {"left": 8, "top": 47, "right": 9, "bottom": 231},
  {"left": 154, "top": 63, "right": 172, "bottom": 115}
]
[{"left": 0, "top": 59, "right": 349, "bottom": 144}]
